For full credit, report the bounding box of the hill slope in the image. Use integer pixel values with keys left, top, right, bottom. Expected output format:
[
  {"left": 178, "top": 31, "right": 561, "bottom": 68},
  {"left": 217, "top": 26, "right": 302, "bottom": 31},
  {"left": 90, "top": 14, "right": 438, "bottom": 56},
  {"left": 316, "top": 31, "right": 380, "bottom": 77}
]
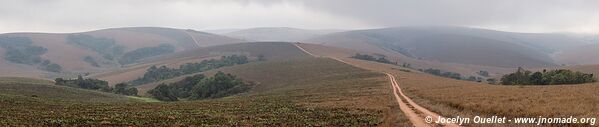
[
  {"left": 554, "top": 43, "right": 599, "bottom": 65},
  {"left": 93, "top": 42, "right": 310, "bottom": 85},
  {"left": 224, "top": 27, "right": 341, "bottom": 42},
  {"left": 306, "top": 26, "right": 559, "bottom": 68},
  {"left": 0, "top": 27, "right": 244, "bottom": 78},
  {"left": 0, "top": 77, "right": 137, "bottom": 102}
]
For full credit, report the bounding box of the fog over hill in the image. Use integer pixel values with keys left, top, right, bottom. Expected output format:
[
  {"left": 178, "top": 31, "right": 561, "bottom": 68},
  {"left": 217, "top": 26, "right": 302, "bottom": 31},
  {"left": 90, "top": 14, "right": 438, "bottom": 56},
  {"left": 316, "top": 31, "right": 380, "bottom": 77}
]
[
  {"left": 305, "top": 26, "right": 599, "bottom": 67},
  {"left": 223, "top": 27, "right": 343, "bottom": 42}
]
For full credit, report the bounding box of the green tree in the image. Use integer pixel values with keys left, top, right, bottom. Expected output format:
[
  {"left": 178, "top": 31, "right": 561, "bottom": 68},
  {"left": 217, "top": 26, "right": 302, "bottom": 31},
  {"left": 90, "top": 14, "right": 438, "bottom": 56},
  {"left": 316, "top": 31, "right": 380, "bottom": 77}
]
[
  {"left": 113, "top": 83, "right": 128, "bottom": 95},
  {"left": 148, "top": 84, "right": 178, "bottom": 101}
]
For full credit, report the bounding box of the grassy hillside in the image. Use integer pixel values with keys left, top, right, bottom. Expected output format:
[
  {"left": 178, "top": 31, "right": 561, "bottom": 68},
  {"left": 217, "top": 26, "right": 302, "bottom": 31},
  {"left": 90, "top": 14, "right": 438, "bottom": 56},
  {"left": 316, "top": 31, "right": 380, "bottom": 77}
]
[
  {"left": 306, "top": 26, "right": 557, "bottom": 68},
  {"left": 93, "top": 42, "right": 309, "bottom": 85},
  {"left": 0, "top": 27, "right": 244, "bottom": 78},
  {"left": 0, "top": 77, "right": 137, "bottom": 102},
  {"left": 1, "top": 57, "right": 410, "bottom": 126},
  {"left": 297, "top": 43, "right": 515, "bottom": 81},
  {"left": 146, "top": 42, "right": 309, "bottom": 63}
]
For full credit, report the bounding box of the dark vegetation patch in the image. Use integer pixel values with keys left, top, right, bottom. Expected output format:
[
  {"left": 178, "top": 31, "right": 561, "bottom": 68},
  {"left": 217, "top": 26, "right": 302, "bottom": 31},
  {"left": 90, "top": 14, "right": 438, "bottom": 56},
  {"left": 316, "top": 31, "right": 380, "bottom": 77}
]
[
  {"left": 55, "top": 76, "right": 138, "bottom": 96},
  {"left": 66, "top": 34, "right": 125, "bottom": 60},
  {"left": 420, "top": 68, "right": 463, "bottom": 80},
  {"left": 0, "top": 77, "right": 134, "bottom": 102},
  {"left": 83, "top": 56, "right": 100, "bottom": 67},
  {"left": 118, "top": 44, "right": 175, "bottom": 64},
  {"left": 130, "top": 55, "right": 249, "bottom": 85},
  {"left": 501, "top": 67, "right": 596, "bottom": 85},
  {"left": 350, "top": 53, "right": 396, "bottom": 65},
  {"left": 0, "top": 36, "right": 62, "bottom": 72},
  {"left": 148, "top": 72, "right": 250, "bottom": 101},
  {"left": 67, "top": 34, "right": 178, "bottom": 66},
  {"left": 420, "top": 68, "right": 486, "bottom": 82}
]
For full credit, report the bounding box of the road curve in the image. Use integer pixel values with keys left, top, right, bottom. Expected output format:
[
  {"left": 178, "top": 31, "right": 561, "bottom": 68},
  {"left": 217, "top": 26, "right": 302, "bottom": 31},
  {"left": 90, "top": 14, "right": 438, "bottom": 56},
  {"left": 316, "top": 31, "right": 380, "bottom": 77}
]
[{"left": 294, "top": 43, "right": 460, "bottom": 127}]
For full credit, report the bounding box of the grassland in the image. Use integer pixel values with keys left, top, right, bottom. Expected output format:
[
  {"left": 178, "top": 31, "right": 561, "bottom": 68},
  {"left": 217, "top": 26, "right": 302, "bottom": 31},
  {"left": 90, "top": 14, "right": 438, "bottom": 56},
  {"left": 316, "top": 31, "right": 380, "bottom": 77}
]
[
  {"left": 1, "top": 57, "right": 411, "bottom": 126},
  {"left": 396, "top": 71, "right": 599, "bottom": 126},
  {"left": 299, "top": 43, "right": 599, "bottom": 126}
]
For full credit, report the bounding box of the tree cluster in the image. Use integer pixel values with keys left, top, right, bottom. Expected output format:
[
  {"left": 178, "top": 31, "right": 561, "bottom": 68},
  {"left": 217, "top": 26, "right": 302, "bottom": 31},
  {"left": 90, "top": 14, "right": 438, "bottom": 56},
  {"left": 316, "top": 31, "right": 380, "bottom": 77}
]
[
  {"left": 0, "top": 36, "right": 62, "bottom": 72},
  {"left": 501, "top": 68, "right": 596, "bottom": 85},
  {"left": 351, "top": 53, "right": 396, "bottom": 65},
  {"left": 130, "top": 55, "right": 249, "bottom": 85},
  {"left": 55, "top": 76, "right": 138, "bottom": 96},
  {"left": 421, "top": 68, "right": 463, "bottom": 80},
  {"left": 148, "top": 72, "right": 249, "bottom": 101}
]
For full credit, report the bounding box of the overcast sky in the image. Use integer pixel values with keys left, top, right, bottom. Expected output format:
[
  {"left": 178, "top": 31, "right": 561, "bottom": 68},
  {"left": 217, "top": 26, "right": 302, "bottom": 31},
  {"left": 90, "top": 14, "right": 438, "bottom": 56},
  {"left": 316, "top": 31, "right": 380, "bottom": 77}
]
[{"left": 1, "top": 0, "right": 599, "bottom": 34}]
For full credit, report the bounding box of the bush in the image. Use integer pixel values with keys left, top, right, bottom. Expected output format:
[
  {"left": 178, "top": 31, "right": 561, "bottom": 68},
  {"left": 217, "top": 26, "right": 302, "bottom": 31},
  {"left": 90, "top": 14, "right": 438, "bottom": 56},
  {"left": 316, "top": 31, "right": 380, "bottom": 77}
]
[
  {"left": 113, "top": 83, "right": 138, "bottom": 96},
  {"left": 148, "top": 84, "right": 178, "bottom": 101},
  {"left": 422, "top": 68, "right": 462, "bottom": 80},
  {"left": 56, "top": 75, "right": 109, "bottom": 90},
  {"left": 500, "top": 68, "right": 596, "bottom": 85}
]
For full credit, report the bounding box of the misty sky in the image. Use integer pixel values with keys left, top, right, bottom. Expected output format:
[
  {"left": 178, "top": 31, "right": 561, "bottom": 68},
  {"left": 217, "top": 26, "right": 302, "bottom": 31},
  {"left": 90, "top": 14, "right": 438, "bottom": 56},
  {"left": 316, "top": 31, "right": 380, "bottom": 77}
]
[{"left": 1, "top": 0, "right": 599, "bottom": 34}]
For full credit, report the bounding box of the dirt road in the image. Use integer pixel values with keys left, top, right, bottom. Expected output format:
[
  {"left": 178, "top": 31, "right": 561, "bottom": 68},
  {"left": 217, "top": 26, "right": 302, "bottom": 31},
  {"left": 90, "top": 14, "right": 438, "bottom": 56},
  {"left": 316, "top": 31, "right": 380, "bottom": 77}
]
[
  {"left": 294, "top": 43, "right": 459, "bottom": 127},
  {"left": 184, "top": 30, "right": 201, "bottom": 48}
]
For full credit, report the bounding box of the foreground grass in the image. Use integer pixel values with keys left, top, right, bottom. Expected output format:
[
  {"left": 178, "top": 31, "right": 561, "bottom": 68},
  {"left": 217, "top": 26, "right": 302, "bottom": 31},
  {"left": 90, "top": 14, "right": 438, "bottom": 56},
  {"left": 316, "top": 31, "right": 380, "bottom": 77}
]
[{"left": 0, "top": 94, "right": 381, "bottom": 126}]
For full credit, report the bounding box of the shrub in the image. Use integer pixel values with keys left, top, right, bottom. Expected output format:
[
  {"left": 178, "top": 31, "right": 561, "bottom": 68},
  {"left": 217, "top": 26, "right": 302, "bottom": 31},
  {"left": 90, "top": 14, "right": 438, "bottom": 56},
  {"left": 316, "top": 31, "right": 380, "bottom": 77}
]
[
  {"left": 55, "top": 76, "right": 137, "bottom": 96},
  {"left": 350, "top": 53, "right": 396, "bottom": 65},
  {"left": 148, "top": 84, "right": 178, "bottom": 101}
]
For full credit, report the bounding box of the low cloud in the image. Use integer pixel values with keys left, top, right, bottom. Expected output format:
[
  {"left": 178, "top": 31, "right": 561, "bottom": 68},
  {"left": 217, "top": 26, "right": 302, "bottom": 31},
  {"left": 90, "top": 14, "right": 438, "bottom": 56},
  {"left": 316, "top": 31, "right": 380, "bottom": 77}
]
[{"left": 1, "top": 0, "right": 598, "bottom": 33}]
